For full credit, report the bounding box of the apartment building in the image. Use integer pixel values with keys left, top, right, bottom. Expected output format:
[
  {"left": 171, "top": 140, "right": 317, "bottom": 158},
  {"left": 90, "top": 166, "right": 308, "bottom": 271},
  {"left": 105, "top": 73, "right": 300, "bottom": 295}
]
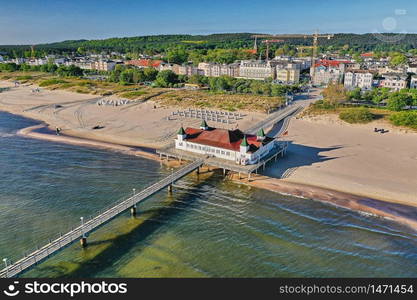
[
  {"left": 344, "top": 70, "right": 374, "bottom": 90},
  {"left": 197, "top": 62, "right": 240, "bottom": 77},
  {"left": 310, "top": 60, "right": 350, "bottom": 86},
  {"left": 380, "top": 73, "right": 408, "bottom": 91},
  {"left": 239, "top": 60, "right": 275, "bottom": 80},
  {"left": 91, "top": 60, "right": 117, "bottom": 71},
  {"left": 177, "top": 64, "right": 204, "bottom": 76},
  {"left": 158, "top": 62, "right": 180, "bottom": 74},
  {"left": 276, "top": 68, "right": 300, "bottom": 84}
]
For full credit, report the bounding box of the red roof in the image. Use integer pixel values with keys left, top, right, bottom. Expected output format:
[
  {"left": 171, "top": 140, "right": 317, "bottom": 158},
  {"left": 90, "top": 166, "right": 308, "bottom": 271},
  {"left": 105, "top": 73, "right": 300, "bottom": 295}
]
[
  {"left": 314, "top": 59, "right": 352, "bottom": 68},
  {"left": 360, "top": 52, "right": 374, "bottom": 57},
  {"left": 125, "top": 59, "right": 162, "bottom": 68},
  {"left": 184, "top": 127, "right": 263, "bottom": 152},
  {"left": 244, "top": 49, "right": 257, "bottom": 54}
]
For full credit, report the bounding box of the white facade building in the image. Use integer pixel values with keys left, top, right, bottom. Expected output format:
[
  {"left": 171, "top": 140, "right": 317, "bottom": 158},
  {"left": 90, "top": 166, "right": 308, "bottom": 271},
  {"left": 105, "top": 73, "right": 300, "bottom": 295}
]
[
  {"left": 344, "top": 70, "right": 374, "bottom": 90},
  {"left": 174, "top": 121, "right": 276, "bottom": 165},
  {"left": 380, "top": 73, "right": 408, "bottom": 91},
  {"left": 239, "top": 60, "right": 275, "bottom": 80}
]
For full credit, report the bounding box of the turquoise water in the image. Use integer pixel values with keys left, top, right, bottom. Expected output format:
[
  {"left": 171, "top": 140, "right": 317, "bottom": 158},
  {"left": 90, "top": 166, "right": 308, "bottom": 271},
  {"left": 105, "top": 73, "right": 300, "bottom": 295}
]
[{"left": 0, "top": 111, "right": 417, "bottom": 277}]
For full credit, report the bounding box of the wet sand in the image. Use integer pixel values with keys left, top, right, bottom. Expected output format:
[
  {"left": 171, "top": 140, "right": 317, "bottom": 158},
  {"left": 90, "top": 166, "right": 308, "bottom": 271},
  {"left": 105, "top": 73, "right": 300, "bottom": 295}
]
[{"left": 239, "top": 174, "right": 417, "bottom": 230}]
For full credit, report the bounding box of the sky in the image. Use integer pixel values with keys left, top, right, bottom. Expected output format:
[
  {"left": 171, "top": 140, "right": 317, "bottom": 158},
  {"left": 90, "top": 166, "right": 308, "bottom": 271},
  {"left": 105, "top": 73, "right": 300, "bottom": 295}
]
[{"left": 0, "top": 0, "right": 417, "bottom": 45}]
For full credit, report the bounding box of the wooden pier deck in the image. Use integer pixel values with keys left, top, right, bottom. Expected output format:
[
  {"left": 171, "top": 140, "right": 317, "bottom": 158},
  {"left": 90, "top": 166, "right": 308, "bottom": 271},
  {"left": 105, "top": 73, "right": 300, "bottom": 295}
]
[
  {"left": 0, "top": 103, "right": 302, "bottom": 278},
  {"left": 0, "top": 159, "right": 204, "bottom": 278}
]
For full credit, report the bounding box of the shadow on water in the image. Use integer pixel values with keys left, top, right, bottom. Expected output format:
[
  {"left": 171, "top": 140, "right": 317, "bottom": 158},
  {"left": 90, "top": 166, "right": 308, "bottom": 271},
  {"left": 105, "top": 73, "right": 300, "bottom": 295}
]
[
  {"left": 263, "top": 141, "right": 343, "bottom": 178},
  {"left": 33, "top": 171, "right": 218, "bottom": 278}
]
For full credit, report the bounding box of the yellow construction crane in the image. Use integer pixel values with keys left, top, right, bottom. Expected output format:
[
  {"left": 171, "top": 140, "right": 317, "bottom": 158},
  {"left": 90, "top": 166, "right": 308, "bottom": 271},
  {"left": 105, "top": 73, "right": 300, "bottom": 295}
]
[
  {"left": 30, "top": 45, "right": 36, "bottom": 59},
  {"left": 252, "top": 31, "right": 334, "bottom": 79}
]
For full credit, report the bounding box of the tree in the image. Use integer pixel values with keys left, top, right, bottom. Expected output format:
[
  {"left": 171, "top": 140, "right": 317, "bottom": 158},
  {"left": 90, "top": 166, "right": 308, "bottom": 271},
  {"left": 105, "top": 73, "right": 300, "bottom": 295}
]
[
  {"left": 348, "top": 87, "right": 362, "bottom": 100},
  {"left": 166, "top": 47, "right": 188, "bottom": 64},
  {"left": 0, "top": 63, "right": 18, "bottom": 72},
  {"left": 40, "top": 63, "right": 57, "bottom": 73},
  {"left": 56, "top": 65, "right": 83, "bottom": 77},
  {"left": 389, "top": 52, "right": 407, "bottom": 67},
  {"left": 188, "top": 50, "right": 206, "bottom": 66},
  {"left": 119, "top": 69, "right": 134, "bottom": 84},
  {"left": 322, "top": 83, "right": 348, "bottom": 105},
  {"left": 143, "top": 67, "right": 158, "bottom": 81},
  {"left": 387, "top": 92, "right": 410, "bottom": 111},
  {"left": 371, "top": 87, "right": 390, "bottom": 105},
  {"left": 154, "top": 70, "right": 178, "bottom": 87},
  {"left": 188, "top": 74, "right": 207, "bottom": 85},
  {"left": 77, "top": 47, "right": 86, "bottom": 55}
]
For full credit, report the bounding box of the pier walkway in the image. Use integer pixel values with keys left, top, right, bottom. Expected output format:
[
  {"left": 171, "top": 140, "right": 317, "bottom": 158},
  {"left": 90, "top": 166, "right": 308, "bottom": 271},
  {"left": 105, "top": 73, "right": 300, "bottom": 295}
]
[
  {"left": 1, "top": 102, "right": 304, "bottom": 278},
  {"left": 0, "top": 159, "right": 204, "bottom": 278}
]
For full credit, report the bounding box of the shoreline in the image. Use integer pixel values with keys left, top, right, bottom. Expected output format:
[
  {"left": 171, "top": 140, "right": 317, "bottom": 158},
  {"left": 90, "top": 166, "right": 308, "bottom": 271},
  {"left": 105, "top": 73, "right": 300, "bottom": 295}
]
[
  {"left": 13, "top": 115, "right": 417, "bottom": 232},
  {"left": 17, "top": 123, "right": 161, "bottom": 162}
]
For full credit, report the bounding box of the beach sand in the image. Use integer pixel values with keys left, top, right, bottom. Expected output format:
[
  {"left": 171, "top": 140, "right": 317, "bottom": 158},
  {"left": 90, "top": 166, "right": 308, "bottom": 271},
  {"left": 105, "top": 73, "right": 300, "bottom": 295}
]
[
  {"left": 264, "top": 116, "right": 417, "bottom": 206},
  {"left": 2, "top": 80, "right": 417, "bottom": 229},
  {"left": 0, "top": 81, "right": 264, "bottom": 149}
]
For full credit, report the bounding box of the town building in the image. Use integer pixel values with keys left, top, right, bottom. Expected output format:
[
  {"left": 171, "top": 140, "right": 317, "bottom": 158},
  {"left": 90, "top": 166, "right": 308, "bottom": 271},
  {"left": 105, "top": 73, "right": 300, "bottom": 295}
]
[
  {"left": 11, "top": 58, "right": 26, "bottom": 65},
  {"left": 238, "top": 60, "right": 275, "bottom": 80},
  {"left": 174, "top": 121, "right": 276, "bottom": 165},
  {"left": 310, "top": 60, "right": 350, "bottom": 86},
  {"left": 177, "top": 64, "right": 204, "bottom": 76},
  {"left": 125, "top": 59, "right": 163, "bottom": 69},
  {"left": 158, "top": 62, "right": 180, "bottom": 74},
  {"left": 410, "top": 75, "right": 417, "bottom": 89},
  {"left": 407, "top": 64, "right": 417, "bottom": 74},
  {"left": 27, "top": 58, "right": 48, "bottom": 66},
  {"left": 91, "top": 60, "right": 117, "bottom": 71},
  {"left": 380, "top": 73, "right": 408, "bottom": 91},
  {"left": 344, "top": 70, "right": 375, "bottom": 90},
  {"left": 276, "top": 67, "right": 300, "bottom": 84},
  {"left": 197, "top": 62, "right": 240, "bottom": 77}
]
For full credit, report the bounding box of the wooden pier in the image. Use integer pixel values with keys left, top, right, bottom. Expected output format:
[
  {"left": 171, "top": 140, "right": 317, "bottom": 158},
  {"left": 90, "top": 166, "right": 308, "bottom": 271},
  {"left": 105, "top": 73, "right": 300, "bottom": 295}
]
[
  {"left": 0, "top": 103, "right": 301, "bottom": 278},
  {"left": 0, "top": 159, "right": 204, "bottom": 278}
]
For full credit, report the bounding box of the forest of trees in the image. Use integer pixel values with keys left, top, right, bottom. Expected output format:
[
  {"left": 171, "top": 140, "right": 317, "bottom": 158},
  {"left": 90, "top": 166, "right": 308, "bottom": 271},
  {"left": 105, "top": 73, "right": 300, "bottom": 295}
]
[{"left": 3, "top": 33, "right": 417, "bottom": 58}]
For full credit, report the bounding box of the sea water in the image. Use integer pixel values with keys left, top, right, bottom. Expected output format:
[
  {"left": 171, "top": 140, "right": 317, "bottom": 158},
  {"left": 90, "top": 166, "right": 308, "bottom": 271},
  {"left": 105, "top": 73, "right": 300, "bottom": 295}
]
[{"left": 0, "top": 111, "right": 416, "bottom": 277}]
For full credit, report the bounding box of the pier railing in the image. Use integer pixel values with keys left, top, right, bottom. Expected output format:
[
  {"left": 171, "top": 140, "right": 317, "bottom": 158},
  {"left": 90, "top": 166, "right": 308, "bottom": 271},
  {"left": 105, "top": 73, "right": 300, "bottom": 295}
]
[
  {"left": 0, "top": 159, "right": 204, "bottom": 278},
  {"left": 246, "top": 104, "right": 301, "bottom": 135}
]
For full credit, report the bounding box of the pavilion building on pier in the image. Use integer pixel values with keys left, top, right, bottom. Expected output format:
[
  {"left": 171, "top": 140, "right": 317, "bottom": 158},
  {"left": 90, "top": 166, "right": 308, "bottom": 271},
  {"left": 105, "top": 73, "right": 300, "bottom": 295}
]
[{"left": 175, "top": 120, "right": 276, "bottom": 165}]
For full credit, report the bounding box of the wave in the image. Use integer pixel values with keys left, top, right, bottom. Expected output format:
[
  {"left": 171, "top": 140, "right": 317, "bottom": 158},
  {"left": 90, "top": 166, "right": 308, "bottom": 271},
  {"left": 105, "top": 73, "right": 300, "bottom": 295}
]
[{"left": 0, "top": 132, "right": 15, "bottom": 138}]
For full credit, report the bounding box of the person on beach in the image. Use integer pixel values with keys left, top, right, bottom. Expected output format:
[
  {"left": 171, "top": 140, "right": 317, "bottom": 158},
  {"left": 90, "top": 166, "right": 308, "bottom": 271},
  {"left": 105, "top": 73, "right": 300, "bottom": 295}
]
[{"left": 56, "top": 127, "right": 61, "bottom": 135}]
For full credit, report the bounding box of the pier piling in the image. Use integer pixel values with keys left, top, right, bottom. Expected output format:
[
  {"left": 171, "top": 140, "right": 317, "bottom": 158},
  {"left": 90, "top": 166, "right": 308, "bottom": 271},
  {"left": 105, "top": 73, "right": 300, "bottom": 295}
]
[
  {"left": 130, "top": 205, "right": 137, "bottom": 217},
  {"left": 80, "top": 237, "right": 87, "bottom": 248}
]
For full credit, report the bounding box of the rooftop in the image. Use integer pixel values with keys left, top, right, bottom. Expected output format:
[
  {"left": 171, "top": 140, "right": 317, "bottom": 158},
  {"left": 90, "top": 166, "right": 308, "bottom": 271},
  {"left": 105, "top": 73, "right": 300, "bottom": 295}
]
[
  {"left": 183, "top": 127, "right": 273, "bottom": 153},
  {"left": 314, "top": 59, "right": 352, "bottom": 68}
]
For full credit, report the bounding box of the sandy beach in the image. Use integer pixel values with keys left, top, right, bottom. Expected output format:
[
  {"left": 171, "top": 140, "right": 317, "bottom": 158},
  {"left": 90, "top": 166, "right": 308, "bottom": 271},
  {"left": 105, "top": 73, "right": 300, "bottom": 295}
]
[
  {"left": 264, "top": 116, "right": 417, "bottom": 207},
  {"left": 1, "top": 80, "right": 417, "bottom": 229},
  {"left": 0, "top": 81, "right": 265, "bottom": 149}
]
